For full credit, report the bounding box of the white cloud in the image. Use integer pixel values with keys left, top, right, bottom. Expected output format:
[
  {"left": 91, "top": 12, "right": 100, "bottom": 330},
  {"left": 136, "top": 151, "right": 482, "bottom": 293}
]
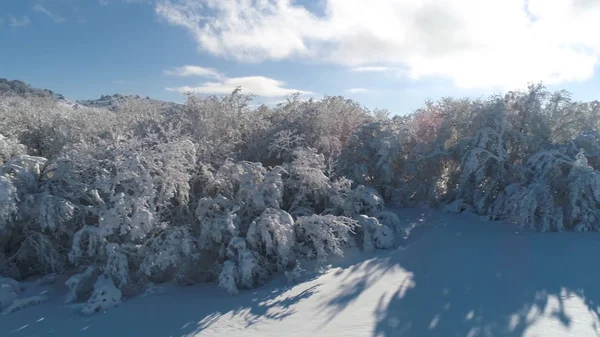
[
  {"left": 166, "top": 75, "right": 312, "bottom": 97},
  {"left": 155, "top": 0, "right": 600, "bottom": 90},
  {"left": 155, "top": 0, "right": 329, "bottom": 61},
  {"left": 352, "top": 66, "right": 393, "bottom": 73},
  {"left": 9, "top": 16, "right": 31, "bottom": 28},
  {"left": 164, "top": 65, "right": 311, "bottom": 97},
  {"left": 33, "top": 4, "right": 66, "bottom": 23},
  {"left": 346, "top": 88, "right": 369, "bottom": 94},
  {"left": 100, "top": 0, "right": 155, "bottom": 6},
  {"left": 163, "top": 65, "right": 222, "bottom": 78}
]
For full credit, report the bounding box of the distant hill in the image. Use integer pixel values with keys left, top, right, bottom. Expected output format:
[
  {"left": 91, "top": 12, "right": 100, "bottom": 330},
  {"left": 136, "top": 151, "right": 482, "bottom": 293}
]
[
  {"left": 75, "top": 93, "right": 181, "bottom": 112},
  {"left": 0, "top": 78, "right": 182, "bottom": 113},
  {"left": 0, "top": 78, "right": 66, "bottom": 100}
]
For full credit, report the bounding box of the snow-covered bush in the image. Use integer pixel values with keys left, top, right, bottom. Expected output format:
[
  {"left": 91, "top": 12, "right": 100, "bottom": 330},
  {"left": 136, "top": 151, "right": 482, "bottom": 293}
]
[
  {"left": 294, "top": 215, "right": 357, "bottom": 262},
  {"left": 104, "top": 243, "right": 129, "bottom": 288},
  {"left": 218, "top": 237, "right": 266, "bottom": 294},
  {"left": 81, "top": 275, "right": 122, "bottom": 315},
  {"left": 203, "top": 160, "right": 285, "bottom": 226},
  {"left": 284, "top": 261, "right": 304, "bottom": 283},
  {"left": 0, "top": 96, "right": 121, "bottom": 159},
  {"left": 283, "top": 148, "right": 332, "bottom": 214},
  {"left": 246, "top": 208, "right": 295, "bottom": 271},
  {"left": 201, "top": 155, "right": 316, "bottom": 220},
  {"left": 339, "top": 120, "right": 408, "bottom": 201},
  {"left": 0, "top": 176, "right": 17, "bottom": 231},
  {"left": 139, "top": 226, "right": 199, "bottom": 284},
  {"left": 218, "top": 261, "right": 239, "bottom": 295},
  {"left": 59, "top": 136, "right": 195, "bottom": 239},
  {"left": 284, "top": 147, "right": 352, "bottom": 216},
  {"left": 0, "top": 155, "right": 74, "bottom": 276},
  {"left": 24, "top": 193, "right": 75, "bottom": 232},
  {"left": 356, "top": 215, "right": 395, "bottom": 252},
  {"left": 174, "top": 88, "right": 252, "bottom": 165},
  {"left": 195, "top": 196, "right": 238, "bottom": 252},
  {"left": 0, "top": 134, "right": 26, "bottom": 165},
  {"left": 489, "top": 182, "right": 563, "bottom": 232},
  {"left": 340, "top": 185, "right": 384, "bottom": 217},
  {"left": 373, "top": 211, "right": 405, "bottom": 237}
]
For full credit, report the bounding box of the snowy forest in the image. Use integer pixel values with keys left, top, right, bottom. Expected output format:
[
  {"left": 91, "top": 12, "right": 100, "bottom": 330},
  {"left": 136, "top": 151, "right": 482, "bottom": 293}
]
[{"left": 1, "top": 82, "right": 600, "bottom": 315}]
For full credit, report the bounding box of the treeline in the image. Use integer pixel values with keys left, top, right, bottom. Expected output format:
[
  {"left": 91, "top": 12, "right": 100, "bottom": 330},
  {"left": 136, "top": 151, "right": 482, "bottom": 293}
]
[{"left": 0, "top": 83, "right": 599, "bottom": 314}]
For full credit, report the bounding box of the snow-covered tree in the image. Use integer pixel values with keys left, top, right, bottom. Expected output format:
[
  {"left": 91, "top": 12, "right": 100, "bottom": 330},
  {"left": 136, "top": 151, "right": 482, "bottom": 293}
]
[
  {"left": 454, "top": 99, "right": 512, "bottom": 214},
  {"left": 489, "top": 182, "right": 563, "bottom": 232},
  {"left": 566, "top": 151, "right": 600, "bottom": 231}
]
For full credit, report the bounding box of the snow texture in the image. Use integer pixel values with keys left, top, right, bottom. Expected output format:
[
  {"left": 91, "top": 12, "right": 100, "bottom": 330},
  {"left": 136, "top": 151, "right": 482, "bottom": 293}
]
[{"left": 2, "top": 295, "right": 49, "bottom": 315}]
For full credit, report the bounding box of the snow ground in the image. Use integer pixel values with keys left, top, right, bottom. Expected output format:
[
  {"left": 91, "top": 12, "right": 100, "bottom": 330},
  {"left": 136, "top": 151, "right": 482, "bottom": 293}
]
[{"left": 2, "top": 208, "right": 600, "bottom": 337}]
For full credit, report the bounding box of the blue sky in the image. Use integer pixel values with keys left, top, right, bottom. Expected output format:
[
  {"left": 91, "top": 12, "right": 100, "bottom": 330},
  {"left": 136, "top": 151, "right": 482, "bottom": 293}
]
[{"left": 2, "top": 0, "right": 600, "bottom": 115}]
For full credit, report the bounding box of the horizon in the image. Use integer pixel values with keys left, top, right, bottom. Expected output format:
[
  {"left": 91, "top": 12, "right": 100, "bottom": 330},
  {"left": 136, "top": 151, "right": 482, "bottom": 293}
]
[{"left": 2, "top": 0, "right": 600, "bottom": 114}]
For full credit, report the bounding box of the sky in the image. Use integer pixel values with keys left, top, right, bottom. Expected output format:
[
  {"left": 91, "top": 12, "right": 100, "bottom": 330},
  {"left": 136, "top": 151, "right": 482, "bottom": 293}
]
[{"left": 2, "top": 0, "right": 600, "bottom": 115}]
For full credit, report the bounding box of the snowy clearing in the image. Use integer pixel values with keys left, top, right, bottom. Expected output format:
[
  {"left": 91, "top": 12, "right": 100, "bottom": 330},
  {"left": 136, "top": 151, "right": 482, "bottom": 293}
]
[{"left": 2, "top": 208, "right": 600, "bottom": 337}]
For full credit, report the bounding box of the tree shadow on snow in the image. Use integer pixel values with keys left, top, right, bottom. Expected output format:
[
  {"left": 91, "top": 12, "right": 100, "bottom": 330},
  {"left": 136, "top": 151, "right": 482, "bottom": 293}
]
[
  {"left": 158, "top": 276, "right": 322, "bottom": 337},
  {"left": 321, "top": 208, "right": 600, "bottom": 337},
  {"left": 195, "top": 282, "right": 321, "bottom": 332},
  {"left": 0, "top": 273, "right": 321, "bottom": 337}
]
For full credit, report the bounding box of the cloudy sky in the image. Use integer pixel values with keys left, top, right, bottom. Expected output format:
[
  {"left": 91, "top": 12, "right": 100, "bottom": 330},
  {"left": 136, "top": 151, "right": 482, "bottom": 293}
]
[{"left": 2, "top": 0, "right": 600, "bottom": 114}]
